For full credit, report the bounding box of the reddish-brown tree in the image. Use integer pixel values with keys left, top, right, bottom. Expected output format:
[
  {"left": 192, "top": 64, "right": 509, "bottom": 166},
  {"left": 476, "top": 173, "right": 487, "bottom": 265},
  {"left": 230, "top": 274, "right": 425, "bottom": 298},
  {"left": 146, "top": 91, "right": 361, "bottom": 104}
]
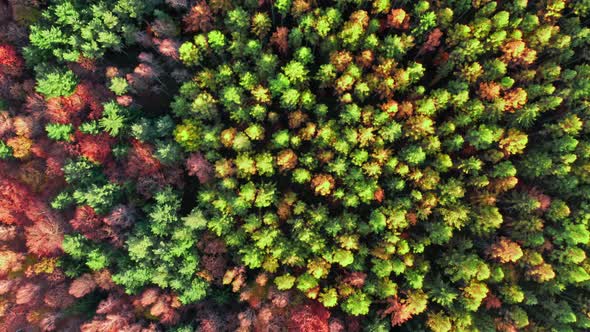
[
  {"left": 0, "top": 43, "right": 23, "bottom": 76},
  {"left": 186, "top": 152, "right": 214, "bottom": 184},
  {"left": 270, "top": 27, "right": 289, "bottom": 55},
  {"left": 288, "top": 302, "right": 331, "bottom": 332},
  {"left": 183, "top": 1, "right": 213, "bottom": 33}
]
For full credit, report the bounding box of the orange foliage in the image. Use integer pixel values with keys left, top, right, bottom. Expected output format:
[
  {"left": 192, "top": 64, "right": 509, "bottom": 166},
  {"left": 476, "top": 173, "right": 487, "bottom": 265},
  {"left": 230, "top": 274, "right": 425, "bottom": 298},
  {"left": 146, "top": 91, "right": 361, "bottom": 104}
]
[
  {"left": 387, "top": 9, "right": 410, "bottom": 30},
  {"left": 479, "top": 81, "right": 502, "bottom": 101},
  {"left": 501, "top": 40, "right": 537, "bottom": 66},
  {"left": 489, "top": 237, "right": 523, "bottom": 263},
  {"left": 503, "top": 88, "right": 527, "bottom": 112}
]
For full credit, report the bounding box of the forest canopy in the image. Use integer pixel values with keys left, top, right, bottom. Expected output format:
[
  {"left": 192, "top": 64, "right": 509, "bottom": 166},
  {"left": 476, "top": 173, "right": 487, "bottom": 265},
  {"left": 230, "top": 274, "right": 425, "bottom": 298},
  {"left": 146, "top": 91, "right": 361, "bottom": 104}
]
[{"left": 0, "top": 0, "right": 590, "bottom": 331}]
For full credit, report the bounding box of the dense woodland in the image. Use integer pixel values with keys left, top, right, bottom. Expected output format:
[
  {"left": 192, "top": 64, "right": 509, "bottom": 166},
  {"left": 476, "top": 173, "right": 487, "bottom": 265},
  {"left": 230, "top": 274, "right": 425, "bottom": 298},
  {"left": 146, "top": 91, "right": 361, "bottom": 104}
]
[{"left": 1, "top": 0, "right": 590, "bottom": 331}]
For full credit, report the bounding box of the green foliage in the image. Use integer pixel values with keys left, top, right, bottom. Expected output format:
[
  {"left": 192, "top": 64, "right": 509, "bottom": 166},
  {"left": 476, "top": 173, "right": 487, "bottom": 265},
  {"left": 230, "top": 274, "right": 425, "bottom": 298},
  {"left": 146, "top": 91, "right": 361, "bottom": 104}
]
[
  {"left": 35, "top": 69, "right": 78, "bottom": 98},
  {"left": 0, "top": 141, "right": 13, "bottom": 159},
  {"left": 106, "top": 188, "right": 209, "bottom": 304},
  {"left": 109, "top": 77, "right": 129, "bottom": 95},
  {"left": 99, "top": 101, "right": 128, "bottom": 136},
  {"left": 26, "top": 0, "right": 590, "bottom": 330},
  {"left": 342, "top": 292, "right": 371, "bottom": 316},
  {"left": 26, "top": 0, "right": 158, "bottom": 63},
  {"left": 46, "top": 123, "right": 73, "bottom": 141},
  {"left": 275, "top": 273, "right": 296, "bottom": 290}
]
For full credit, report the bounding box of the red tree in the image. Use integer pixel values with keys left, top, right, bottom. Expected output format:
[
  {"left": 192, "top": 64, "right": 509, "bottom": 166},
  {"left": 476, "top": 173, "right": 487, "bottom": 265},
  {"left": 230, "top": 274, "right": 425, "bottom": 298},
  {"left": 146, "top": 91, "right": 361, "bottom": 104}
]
[
  {"left": 69, "top": 274, "right": 97, "bottom": 298},
  {"left": 183, "top": 1, "right": 213, "bottom": 33},
  {"left": 288, "top": 302, "right": 330, "bottom": 332},
  {"left": 25, "top": 216, "right": 64, "bottom": 257},
  {"left": 76, "top": 132, "right": 114, "bottom": 164},
  {"left": 0, "top": 43, "right": 23, "bottom": 76},
  {"left": 186, "top": 153, "right": 214, "bottom": 184},
  {"left": 125, "top": 139, "right": 162, "bottom": 178},
  {"left": 271, "top": 27, "right": 289, "bottom": 55}
]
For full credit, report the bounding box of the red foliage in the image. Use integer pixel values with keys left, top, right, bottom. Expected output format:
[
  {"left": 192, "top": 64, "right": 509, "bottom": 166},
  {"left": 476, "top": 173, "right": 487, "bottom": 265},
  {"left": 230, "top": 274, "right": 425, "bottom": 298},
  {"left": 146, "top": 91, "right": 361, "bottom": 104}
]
[
  {"left": 271, "top": 27, "right": 289, "bottom": 55},
  {"left": 46, "top": 96, "right": 78, "bottom": 124},
  {"left": 116, "top": 95, "right": 133, "bottom": 107},
  {"left": 46, "top": 82, "right": 106, "bottom": 125},
  {"left": 70, "top": 205, "right": 103, "bottom": 235},
  {"left": 134, "top": 168, "right": 184, "bottom": 198},
  {"left": 126, "top": 58, "right": 161, "bottom": 93},
  {"left": 16, "top": 282, "right": 42, "bottom": 305},
  {"left": 381, "top": 296, "right": 412, "bottom": 327},
  {"left": 186, "top": 152, "right": 214, "bottom": 184},
  {"left": 1, "top": 306, "right": 29, "bottom": 332},
  {"left": 125, "top": 139, "right": 162, "bottom": 178},
  {"left": 103, "top": 205, "right": 135, "bottom": 229},
  {"left": 38, "top": 312, "right": 59, "bottom": 331},
  {"left": 0, "top": 111, "right": 13, "bottom": 137},
  {"left": 145, "top": 295, "right": 181, "bottom": 325},
  {"left": 139, "top": 288, "right": 161, "bottom": 307},
  {"left": 76, "top": 131, "right": 114, "bottom": 164},
  {"left": 24, "top": 92, "right": 46, "bottom": 114},
  {"left": 69, "top": 274, "right": 97, "bottom": 298},
  {"left": 44, "top": 283, "right": 75, "bottom": 309},
  {"left": 155, "top": 38, "right": 180, "bottom": 60},
  {"left": 0, "top": 224, "right": 17, "bottom": 241},
  {"left": 76, "top": 56, "right": 98, "bottom": 73},
  {"left": 198, "top": 232, "right": 227, "bottom": 255},
  {"left": 433, "top": 49, "right": 450, "bottom": 66},
  {"left": 484, "top": 293, "right": 502, "bottom": 310},
  {"left": 81, "top": 314, "right": 141, "bottom": 332},
  {"left": 288, "top": 302, "right": 331, "bottom": 332},
  {"left": 95, "top": 294, "right": 126, "bottom": 315},
  {"left": 25, "top": 216, "right": 64, "bottom": 257},
  {"left": 488, "top": 237, "right": 523, "bottom": 263},
  {"left": 478, "top": 81, "right": 502, "bottom": 101},
  {"left": 183, "top": 1, "right": 213, "bottom": 33},
  {"left": 495, "top": 318, "right": 518, "bottom": 332},
  {"left": 0, "top": 43, "right": 23, "bottom": 76},
  {"left": 202, "top": 255, "right": 227, "bottom": 280},
  {"left": 503, "top": 87, "right": 527, "bottom": 112},
  {"left": 88, "top": 292, "right": 164, "bottom": 332},
  {"left": 269, "top": 288, "right": 289, "bottom": 309},
  {"left": 75, "top": 82, "right": 106, "bottom": 120},
  {"left": 0, "top": 177, "right": 37, "bottom": 225},
  {"left": 328, "top": 318, "right": 346, "bottom": 332},
  {"left": 344, "top": 316, "right": 362, "bottom": 332},
  {"left": 419, "top": 28, "right": 443, "bottom": 55},
  {"left": 196, "top": 310, "right": 223, "bottom": 332},
  {"left": 501, "top": 40, "right": 537, "bottom": 66},
  {"left": 529, "top": 187, "right": 552, "bottom": 211}
]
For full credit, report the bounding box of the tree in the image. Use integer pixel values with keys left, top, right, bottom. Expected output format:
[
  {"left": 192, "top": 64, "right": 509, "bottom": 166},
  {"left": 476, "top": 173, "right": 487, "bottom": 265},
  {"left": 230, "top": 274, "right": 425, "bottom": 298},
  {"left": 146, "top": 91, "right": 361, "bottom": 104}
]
[
  {"left": 35, "top": 69, "right": 78, "bottom": 98},
  {"left": 342, "top": 292, "right": 371, "bottom": 316},
  {"left": 69, "top": 273, "right": 97, "bottom": 298},
  {"left": 488, "top": 237, "right": 523, "bottom": 263},
  {"left": 25, "top": 216, "right": 64, "bottom": 257},
  {"left": 288, "top": 302, "right": 330, "bottom": 332},
  {"left": 0, "top": 44, "right": 23, "bottom": 77},
  {"left": 186, "top": 152, "right": 213, "bottom": 184},
  {"left": 183, "top": 2, "right": 213, "bottom": 33}
]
